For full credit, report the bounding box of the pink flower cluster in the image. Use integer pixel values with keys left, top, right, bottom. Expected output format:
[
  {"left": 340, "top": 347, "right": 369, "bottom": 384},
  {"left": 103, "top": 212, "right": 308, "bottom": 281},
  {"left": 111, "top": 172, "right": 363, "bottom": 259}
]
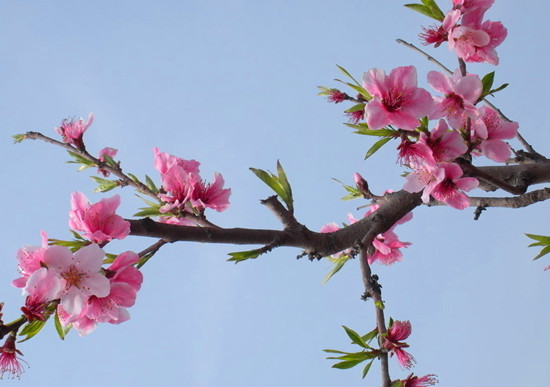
[
  {"left": 14, "top": 241, "right": 143, "bottom": 336},
  {"left": 420, "top": 0, "right": 507, "bottom": 65},
  {"left": 13, "top": 193, "right": 140, "bottom": 336},
  {"left": 154, "top": 148, "right": 231, "bottom": 223},
  {"left": 321, "top": 189, "right": 412, "bottom": 265}
]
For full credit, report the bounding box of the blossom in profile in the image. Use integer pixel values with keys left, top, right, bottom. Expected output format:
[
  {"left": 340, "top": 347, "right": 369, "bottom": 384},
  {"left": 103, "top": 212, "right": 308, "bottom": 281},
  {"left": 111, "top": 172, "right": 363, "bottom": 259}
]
[
  {"left": 402, "top": 373, "right": 439, "bottom": 386},
  {"left": 383, "top": 320, "right": 415, "bottom": 369},
  {"left": 362, "top": 66, "right": 433, "bottom": 130},
  {"left": 42, "top": 244, "right": 110, "bottom": 315},
  {"left": 55, "top": 113, "right": 94, "bottom": 149},
  {"left": 69, "top": 192, "right": 130, "bottom": 243},
  {"left": 188, "top": 172, "right": 231, "bottom": 212},
  {"left": 12, "top": 231, "right": 49, "bottom": 289},
  {"left": 0, "top": 334, "right": 27, "bottom": 379},
  {"left": 420, "top": 9, "right": 461, "bottom": 47},
  {"left": 97, "top": 147, "right": 118, "bottom": 177}
]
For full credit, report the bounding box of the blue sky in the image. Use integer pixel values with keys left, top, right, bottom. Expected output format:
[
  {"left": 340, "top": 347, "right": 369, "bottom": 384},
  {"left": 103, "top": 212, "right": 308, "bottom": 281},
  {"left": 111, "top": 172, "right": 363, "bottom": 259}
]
[{"left": 1, "top": 1, "right": 549, "bottom": 386}]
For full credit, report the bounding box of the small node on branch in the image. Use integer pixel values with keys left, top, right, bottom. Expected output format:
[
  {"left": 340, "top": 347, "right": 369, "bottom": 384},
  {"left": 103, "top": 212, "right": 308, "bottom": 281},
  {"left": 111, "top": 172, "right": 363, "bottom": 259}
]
[{"left": 473, "top": 205, "right": 486, "bottom": 220}]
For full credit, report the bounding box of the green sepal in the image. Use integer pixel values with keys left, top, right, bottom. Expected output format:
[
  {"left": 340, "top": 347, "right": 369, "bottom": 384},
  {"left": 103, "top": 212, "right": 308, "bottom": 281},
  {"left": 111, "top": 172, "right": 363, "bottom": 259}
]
[
  {"left": 250, "top": 160, "right": 294, "bottom": 212},
  {"left": 361, "top": 360, "right": 374, "bottom": 379},
  {"left": 365, "top": 137, "right": 392, "bottom": 160},
  {"left": 227, "top": 248, "right": 265, "bottom": 263},
  {"left": 12, "top": 134, "right": 26, "bottom": 143},
  {"left": 526, "top": 233, "right": 550, "bottom": 260},
  {"left": 90, "top": 176, "right": 119, "bottom": 193}
]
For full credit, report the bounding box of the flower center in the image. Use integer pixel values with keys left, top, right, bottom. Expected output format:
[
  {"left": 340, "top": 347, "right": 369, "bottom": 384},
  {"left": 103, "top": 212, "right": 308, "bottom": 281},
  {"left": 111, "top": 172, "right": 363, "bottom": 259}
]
[{"left": 62, "top": 265, "right": 88, "bottom": 289}]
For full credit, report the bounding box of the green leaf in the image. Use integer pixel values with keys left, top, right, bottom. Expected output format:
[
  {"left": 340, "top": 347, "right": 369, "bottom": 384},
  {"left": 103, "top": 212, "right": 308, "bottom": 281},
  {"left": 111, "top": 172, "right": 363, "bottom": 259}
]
[
  {"left": 344, "top": 103, "right": 366, "bottom": 113},
  {"left": 331, "top": 359, "right": 365, "bottom": 369},
  {"left": 364, "top": 137, "right": 392, "bottom": 160},
  {"left": 127, "top": 173, "right": 141, "bottom": 184},
  {"left": 12, "top": 134, "right": 27, "bottom": 143},
  {"left": 137, "top": 252, "right": 154, "bottom": 269},
  {"left": 343, "top": 326, "right": 370, "bottom": 349},
  {"left": 250, "top": 161, "right": 294, "bottom": 212},
  {"left": 404, "top": 4, "right": 437, "bottom": 20},
  {"left": 420, "top": 0, "right": 445, "bottom": 20},
  {"left": 90, "top": 176, "right": 119, "bottom": 193},
  {"left": 361, "top": 360, "right": 374, "bottom": 379},
  {"left": 361, "top": 327, "right": 379, "bottom": 344},
  {"left": 145, "top": 175, "right": 159, "bottom": 193},
  {"left": 133, "top": 206, "right": 164, "bottom": 217},
  {"left": 54, "top": 310, "right": 70, "bottom": 340},
  {"left": 323, "top": 349, "right": 348, "bottom": 354},
  {"left": 533, "top": 245, "right": 550, "bottom": 260},
  {"left": 336, "top": 64, "right": 362, "bottom": 87},
  {"left": 345, "top": 123, "right": 397, "bottom": 137},
  {"left": 481, "top": 72, "right": 495, "bottom": 98},
  {"left": 322, "top": 255, "right": 351, "bottom": 284},
  {"left": 227, "top": 248, "right": 265, "bottom": 263},
  {"left": 526, "top": 233, "right": 550, "bottom": 260},
  {"left": 487, "top": 83, "right": 509, "bottom": 96},
  {"left": 335, "top": 80, "right": 371, "bottom": 100},
  {"left": 19, "top": 320, "right": 48, "bottom": 342}
]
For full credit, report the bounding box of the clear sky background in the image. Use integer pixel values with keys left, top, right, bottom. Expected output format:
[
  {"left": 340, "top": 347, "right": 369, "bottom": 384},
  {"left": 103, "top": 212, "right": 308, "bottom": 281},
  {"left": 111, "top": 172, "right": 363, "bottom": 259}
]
[{"left": 0, "top": 1, "right": 549, "bottom": 386}]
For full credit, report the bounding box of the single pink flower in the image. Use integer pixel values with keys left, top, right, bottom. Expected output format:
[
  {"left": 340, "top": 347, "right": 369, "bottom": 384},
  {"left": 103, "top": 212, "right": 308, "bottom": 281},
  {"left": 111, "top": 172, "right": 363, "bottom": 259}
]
[
  {"left": 453, "top": 0, "right": 495, "bottom": 26},
  {"left": 43, "top": 244, "right": 110, "bottom": 315},
  {"left": 12, "top": 231, "right": 49, "bottom": 289},
  {"left": 428, "top": 70, "right": 482, "bottom": 129},
  {"left": 23, "top": 267, "right": 63, "bottom": 318},
  {"left": 429, "top": 163, "right": 478, "bottom": 209},
  {"left": 418, "top": 119, "right": 467, "bottom": 162},
  {"left": 402, "top": 373, "right": 439, "bottom": 386},
  {"left": 449, "top": 21, "right": 506, "bottom": 65},
  {"left": 370, "top": 230, "right": 411, "bottom": 265},
  {"left": 188, "top": 172, "right": 231, "bottom": 212},
  {"left": 383, "top": 320, "right": 415, "bottom": 369},
  {"left": 97, "top": 147, "right": 118, "bottom": 177},
  {"left": 55, "top": 113, "right": 94, "bottom": 149},
  {"left": 362, "top": 66, "right": 434, "bottom": 130},
  {"left": 153, "top": 147, "right": 200, "bottom": 176},
  {"left": 473, "top": 106, "right": 518, "bottom": 162},
  {"left": 69, "top": 192, "right": 130, "bottom": 243},
  {"left": 0, "top": 334, "right": 27, "bottom": 379}
]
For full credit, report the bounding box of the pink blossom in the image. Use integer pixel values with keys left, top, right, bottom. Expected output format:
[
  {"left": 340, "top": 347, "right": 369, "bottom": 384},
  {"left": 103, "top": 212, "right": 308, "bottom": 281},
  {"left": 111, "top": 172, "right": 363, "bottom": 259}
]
[
  {"left": 22, "top": 267, "right": 63, "bottom": 320},
  {"left": 404, "top": 162, "right": 478, "bottom": 209},
  {"left": 448, "top": 21, "right": 506, "bottom": 65},
  {"left": 428, "top": 70, "right": 482, "bottom": 129},
  {"left": 345, "top": 109, "right": 364, "bottom": 124},
  {"left": 398, "top": 138, "right": 434, "bottom": 167},
  {"left": 12, "top": 231, "right": 49, "bottom": 289},
  {"left": 153, "top": 147, "right": 200, "bottom": 176},
  {"left": 326, "top": 89, "right": 347, "bottom": 103},
  {"left": 55, "top": 113, "right": 94, "bottom": 149},
  {"left": 419, "top": 9, "right": 461, "bottom": 47},
  {"left": 370, "top": 230, "right": 411, "bottom": 265},
  {"left": 473, "top": 106, "right": 518, "bottom": 162},
  {"left": 418, "top": 119, "right": 467, "bottom": 162},
  {"left": 402, "top": 373, "right": 439, "bottom": 386},
  {"left": 69, "top": 192, "right": 130, "bottom": 243},
  {"left": 453, "top": 0, "right": 495, "bottom": 26},
  {"left": 383, "top": 320, "right": 415, "bottom": 369},
  {"left": 155, "top": 148, "right": 231, "bottom": 214},
  {"left": 188, "top": 172, "right": 231, "bottom": 212},
  {"left": 362, "top": 66, "right": 434, "bottom": 130},
  {"left": 42, "top": 244, "right": 110, "bottom": 315},
  {"left": 0, "top": 334, "right": 27, "bottom": 379},
  {"left": 97, "top": 147, "right": 118, "bottom": 177}
]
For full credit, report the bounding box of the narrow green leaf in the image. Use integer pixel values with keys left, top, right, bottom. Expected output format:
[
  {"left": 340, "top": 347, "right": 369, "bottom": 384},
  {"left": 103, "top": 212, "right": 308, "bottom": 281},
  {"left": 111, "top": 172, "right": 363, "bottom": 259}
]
[
  {"left": 481, "top": 72, "right": 495, "bottom": 97},
  {"left": 361, "top": 360, "right": 374, "bottom": 379},
  {"left": 127, "top": 173, "right": 141, "bottom": 184},
  {"left": 344, "top": 103, "right": 366, "bottom": 113},
  {"left": 18, "top": 320, "right": 48, "bottom": 342},
  {"left": 90, "top": 176, "right": 119, "bottom": 193},
  {"left": 54, "top": 310, "right": 66, "bottom": 340},
  {"left": 361, "top": 327, "right": 379, "bottom": 344},
  {"left": 488, "top": 83, "right": 509, "bottom": 95},
  {"left": 344, "top": 123, "right": 396, "bottom": 137},
  {"left": 404, "top": 4, "right": 437, "bottom": 20},
  {"left": 532, "top": 245, "right": 550, "bottom": 260},
  {"left": 331, "top": 359, "right": 365, "bottom": 369},
  {"left": 343, "top": 326, "right": 369, "bottom": 348},
  {"left": 12, "top": 134, "right": 26, "bottom": 143},
  {"left": 364, "top": 137, "right": 392, "bottom": 160},
  {"left": 227, "top": 248, "right": 265, "bottom": 263},
  {"left": 145, "top": 175, "right": 159, "bottom": 193},
  {"left": 421, "top": 0, "right": 445, "bottom": 20},
  {"left": 137, "top": 252, "right": 154, "bottom": 269},
  {"left": 335, "top": 80, "right": 371, "bottom": 100},
  {"left": 336, "top": 64, "right": 361, "bottom": 86},
  {"left": 323, "top": 349, "right": 348, "bottom": 354},
  {"left": 321, "top": 255, "right": 351, "bottom": 284},
  {"left": 276, "top": 160, "right": 294, "bottom": 212},
  {"left": 133, "top": 207, "right": 164, "bottom": 217}
]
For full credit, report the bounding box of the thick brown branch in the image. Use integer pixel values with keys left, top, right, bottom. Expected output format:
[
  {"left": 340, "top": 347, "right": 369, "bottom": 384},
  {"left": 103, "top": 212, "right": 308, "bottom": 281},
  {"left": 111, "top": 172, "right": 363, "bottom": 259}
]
[
  {"left": 128, "top": 191, "right": 423, "bottom": 257},
  {"left": 474, "top": 162, "right": 550, "bottom": 192}
]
